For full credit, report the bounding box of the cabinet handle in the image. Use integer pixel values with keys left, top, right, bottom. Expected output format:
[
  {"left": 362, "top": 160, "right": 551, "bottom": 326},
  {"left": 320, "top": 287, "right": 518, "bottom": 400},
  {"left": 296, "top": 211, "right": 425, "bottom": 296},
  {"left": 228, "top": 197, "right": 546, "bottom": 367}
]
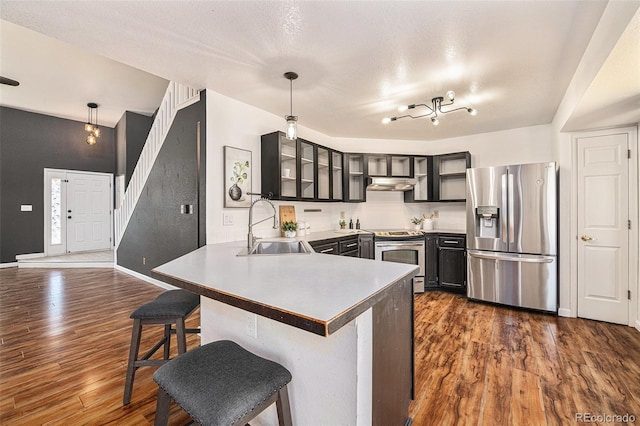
[
  {"left": 443, "top": 240, "right": 459, "bottom": 244},
  {"left": 320, "top": 248, "right": 335, "bottom": 253},
  {"left": 346, "top": 243, "right": 358, "bottom": 248}
]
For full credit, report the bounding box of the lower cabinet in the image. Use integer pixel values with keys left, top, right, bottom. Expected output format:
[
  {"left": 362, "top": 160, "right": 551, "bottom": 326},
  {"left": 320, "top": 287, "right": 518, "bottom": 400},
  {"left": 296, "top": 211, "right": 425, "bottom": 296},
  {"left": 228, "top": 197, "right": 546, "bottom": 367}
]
[
  {"left": 359, "top": 234, "right": 375, "bottom": 259},
  {"left": 310, "top": 240, "right": 339, "bottom": 255},
  {"left": 424, "top": 235, "right": 439, "bottom": 289},
  {"left": 425, "top": 233, "right": 467, "bottom": 292},
  {"left": 309, "top": 234, "right": 374, "bottom": 259}
]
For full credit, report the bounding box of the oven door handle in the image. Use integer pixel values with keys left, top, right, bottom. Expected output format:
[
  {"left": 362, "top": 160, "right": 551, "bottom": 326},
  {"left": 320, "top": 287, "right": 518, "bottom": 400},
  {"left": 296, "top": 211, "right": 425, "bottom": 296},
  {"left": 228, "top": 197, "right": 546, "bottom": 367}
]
[{"left": 375, "top": 242, "right": 424, "bottom": 248}]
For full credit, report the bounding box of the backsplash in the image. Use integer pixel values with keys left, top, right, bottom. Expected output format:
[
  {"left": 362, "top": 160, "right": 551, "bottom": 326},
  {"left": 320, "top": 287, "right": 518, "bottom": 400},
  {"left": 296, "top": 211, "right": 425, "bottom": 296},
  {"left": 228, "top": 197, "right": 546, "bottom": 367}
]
[
  {"left": 212, "top": 192, "right": 466, "bottom": 244},
  {"left": 331, "top": 191, "right": 466, "bottom": 231}
]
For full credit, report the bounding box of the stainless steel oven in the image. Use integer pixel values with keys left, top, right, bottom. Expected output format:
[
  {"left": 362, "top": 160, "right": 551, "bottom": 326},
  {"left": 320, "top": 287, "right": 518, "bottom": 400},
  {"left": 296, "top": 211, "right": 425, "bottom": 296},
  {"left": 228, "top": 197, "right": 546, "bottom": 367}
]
[{"left": 373, "top": 230, "right": 425, "bottom": 293}]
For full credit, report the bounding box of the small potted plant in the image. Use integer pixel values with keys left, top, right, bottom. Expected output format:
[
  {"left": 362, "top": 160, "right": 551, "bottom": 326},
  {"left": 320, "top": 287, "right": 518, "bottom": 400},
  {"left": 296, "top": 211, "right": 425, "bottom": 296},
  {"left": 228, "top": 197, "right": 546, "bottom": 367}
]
[
  {"left": 339, "top": 219, "right": 347, "bottom": 230},
  {"left": 282, "top": 221, "right": 298, "bottom": 238},
  {"left": 422, "top": 212, "right": 435, "bottom": 230},
  {"left": 411, "top": 217, "right": 424, "bottom": 230}
]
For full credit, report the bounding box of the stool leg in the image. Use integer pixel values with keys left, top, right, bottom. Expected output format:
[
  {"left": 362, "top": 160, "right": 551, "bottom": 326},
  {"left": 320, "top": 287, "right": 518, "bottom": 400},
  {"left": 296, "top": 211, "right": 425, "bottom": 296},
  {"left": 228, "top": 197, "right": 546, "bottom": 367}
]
[
  {"left": 176, "top": 318, "right": 187, "bottom": 354},
  {"left": 276, "top": 385, "right": 293, "bottom": 426},
  {"left": 154, "top": 387, "right": 172, "bottom": 426},
  {"left": 123, "top": 318, "right": 142, "bottom": 405},
  {"left": 163, "top": 323, "right": 171, "bottom": 359}
]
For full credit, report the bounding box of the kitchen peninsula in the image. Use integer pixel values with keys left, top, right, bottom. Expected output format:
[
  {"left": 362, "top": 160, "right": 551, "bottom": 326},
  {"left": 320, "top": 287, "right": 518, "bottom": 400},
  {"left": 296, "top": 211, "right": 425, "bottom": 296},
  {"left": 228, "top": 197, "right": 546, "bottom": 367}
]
[{"left": 153, "top": 241, "right": 418, "bottom": 426}]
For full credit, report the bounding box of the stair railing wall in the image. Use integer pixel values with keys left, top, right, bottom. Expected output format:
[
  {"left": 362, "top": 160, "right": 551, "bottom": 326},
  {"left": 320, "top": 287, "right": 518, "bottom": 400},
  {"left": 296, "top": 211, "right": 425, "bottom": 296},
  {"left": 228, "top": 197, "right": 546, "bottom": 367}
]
[{"left": 114, "top": 82, "right": 200, "bottom": 247}]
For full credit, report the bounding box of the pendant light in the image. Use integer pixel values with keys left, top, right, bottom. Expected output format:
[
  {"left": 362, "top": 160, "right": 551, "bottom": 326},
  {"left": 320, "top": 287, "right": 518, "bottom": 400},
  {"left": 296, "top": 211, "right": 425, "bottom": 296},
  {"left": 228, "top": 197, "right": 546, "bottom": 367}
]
[
  {"left": 283, "top": 72, "right": 298, "bottom": 140},
  {"left": 85, "top": 102, "right": 100, "bottom": 145}
]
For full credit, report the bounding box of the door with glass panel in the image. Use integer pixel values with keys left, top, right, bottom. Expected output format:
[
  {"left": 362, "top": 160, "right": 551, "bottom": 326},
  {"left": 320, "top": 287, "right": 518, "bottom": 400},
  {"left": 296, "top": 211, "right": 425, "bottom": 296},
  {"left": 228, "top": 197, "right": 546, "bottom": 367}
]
[{"left": 45, "top": 169, "right": 113, "bottom": 256}]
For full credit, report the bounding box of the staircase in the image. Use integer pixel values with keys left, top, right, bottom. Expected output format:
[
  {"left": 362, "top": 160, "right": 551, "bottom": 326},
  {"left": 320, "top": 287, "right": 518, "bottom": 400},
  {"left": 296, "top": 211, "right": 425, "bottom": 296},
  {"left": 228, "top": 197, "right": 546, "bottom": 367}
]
[{"left": 114, "top": 82, "right": 200, "bottom": 247}]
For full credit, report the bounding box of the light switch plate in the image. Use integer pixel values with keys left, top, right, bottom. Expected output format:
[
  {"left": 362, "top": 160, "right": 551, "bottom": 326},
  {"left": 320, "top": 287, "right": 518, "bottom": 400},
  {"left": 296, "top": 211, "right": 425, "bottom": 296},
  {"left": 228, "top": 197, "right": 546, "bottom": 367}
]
[
  {"left": 223, "top": 213, "right": 234, "bottom": 226},
  {"left": 20, "top": 205, "right": 33, "bottom": 212}
]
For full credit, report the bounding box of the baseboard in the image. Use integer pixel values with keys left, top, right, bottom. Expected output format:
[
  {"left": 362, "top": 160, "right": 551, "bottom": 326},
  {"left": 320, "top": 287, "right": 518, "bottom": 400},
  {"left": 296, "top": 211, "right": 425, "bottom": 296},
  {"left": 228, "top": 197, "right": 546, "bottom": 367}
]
[
  {"left": 558, "top": 308, "right": 572, "bottom": 318},
  {"left": 15, "top": 252, "right": 45, "bottom": 260},
  {"left": 0, "top": 262, "right": 18, "bottom": 269},
  {"left": 114, "top": 264, "right": 178, "bottom": 291},
  {"left": 635, "top": 320, "right": 640, "bottom": 333}
]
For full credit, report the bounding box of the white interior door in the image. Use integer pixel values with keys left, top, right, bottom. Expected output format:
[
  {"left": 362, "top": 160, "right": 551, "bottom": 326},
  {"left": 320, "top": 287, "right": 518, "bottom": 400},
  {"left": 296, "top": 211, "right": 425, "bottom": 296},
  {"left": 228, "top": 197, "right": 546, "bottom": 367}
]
[
  {"left": 577, "top": 132, "right": 629, "bottom": 324},
  {"left": 45, "top": 169, "right": 112, "bottom": 255}
]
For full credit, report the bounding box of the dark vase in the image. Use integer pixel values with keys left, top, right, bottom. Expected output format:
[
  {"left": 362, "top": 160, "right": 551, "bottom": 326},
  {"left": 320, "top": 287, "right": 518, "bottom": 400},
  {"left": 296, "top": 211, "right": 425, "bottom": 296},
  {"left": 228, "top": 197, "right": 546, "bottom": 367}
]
[{"left": 228, "top": 183, "right": 242, "bottom": 201}]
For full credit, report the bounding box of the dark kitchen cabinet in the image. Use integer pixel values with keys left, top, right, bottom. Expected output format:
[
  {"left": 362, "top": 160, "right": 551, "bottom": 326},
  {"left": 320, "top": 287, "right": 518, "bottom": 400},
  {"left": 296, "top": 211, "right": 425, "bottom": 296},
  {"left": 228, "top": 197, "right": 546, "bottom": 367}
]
[
  {"left": 299, "top": 138, "right": 316, "bottom": 200},
  {"left": 437, "top": 235, "right": 466, "bottom": 291},
  {"left": 339, "top": 237, "right": 360, "bottom": 257},
  {"left": 404, "top": 156, "right": 433, "bottom": 203},
  {"left": 344, "top": 153, "right": 366, "bottom": 202},
  {"left": 424, "top": 235, "right": 438, "bottom": 289},
  {"left": 433, "top": 152, "right": 471, "bottom": 202},
  {"left": 309, "top": 233, "right": 375, "bottom": 258},
  {"left": 367, "top": 154, "right": 412, "bottom": 177},
  {"left": 262, "top": 132, "right": 344, "bottom": 202},
  {"left": 310, "top": 240, "right": 339, "bottom": 255},
  {"left": 359, "top": 234, "right": 375, "bottom": 259},
  {"left": 261, "top": 131, "right": 298, "bottom": 200}
]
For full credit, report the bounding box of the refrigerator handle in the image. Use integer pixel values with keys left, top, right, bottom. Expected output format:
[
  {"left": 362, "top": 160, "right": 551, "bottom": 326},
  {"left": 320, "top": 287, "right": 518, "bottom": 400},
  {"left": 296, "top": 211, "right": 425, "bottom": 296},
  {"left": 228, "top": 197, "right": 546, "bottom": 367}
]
[
  {"left": 468, "top": 250, "right": 555, "bottom": 263},
  {"left": 501, "top": 173, "right": 508, "bottom": 243},
  {"left": 508, "top": 172, "right": 515, "bottom": 244}
]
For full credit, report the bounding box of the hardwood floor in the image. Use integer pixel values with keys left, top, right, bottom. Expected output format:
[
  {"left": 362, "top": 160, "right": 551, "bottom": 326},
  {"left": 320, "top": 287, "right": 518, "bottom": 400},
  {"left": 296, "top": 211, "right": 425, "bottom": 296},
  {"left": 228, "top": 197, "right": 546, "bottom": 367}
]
[
  {"left": 1, "top": 268, "right": 639, "bottom": 425},
  {"left": 0, "top": 268, "right": 199, "bottom": 425},
  {"left": 410, "top": 291, "right": 640, "bottom": 425}
]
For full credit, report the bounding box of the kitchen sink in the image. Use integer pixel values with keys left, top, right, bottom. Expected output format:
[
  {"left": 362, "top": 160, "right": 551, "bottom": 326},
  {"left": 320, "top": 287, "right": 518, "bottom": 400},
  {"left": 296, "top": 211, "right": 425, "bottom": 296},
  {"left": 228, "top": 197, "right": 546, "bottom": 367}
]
[{"left": 238, "top": 240, "right": 314, "bottom": 256}]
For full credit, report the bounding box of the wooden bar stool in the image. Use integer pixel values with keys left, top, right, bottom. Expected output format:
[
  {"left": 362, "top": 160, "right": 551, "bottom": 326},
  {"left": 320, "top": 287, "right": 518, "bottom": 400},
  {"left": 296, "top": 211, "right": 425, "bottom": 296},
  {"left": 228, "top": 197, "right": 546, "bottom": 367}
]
[
  {"left": 123, "top": 289, "right": 200, "bottom": 405},
  {"left": 153, "top": 340, "right": 293, "bottom": 426}
]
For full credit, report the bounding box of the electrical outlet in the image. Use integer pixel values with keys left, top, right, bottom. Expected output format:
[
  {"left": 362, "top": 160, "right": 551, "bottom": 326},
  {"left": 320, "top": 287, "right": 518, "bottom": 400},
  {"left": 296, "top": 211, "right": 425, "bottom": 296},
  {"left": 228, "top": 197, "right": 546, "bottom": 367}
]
[
  {"left": 223, "top": 213, "right": 234, "bottom": 226},
  {"left": 142, "top": 257, "right": 146, "bottom": 265},
  {"left": 245, "top": 313, "right": 257, "bottom": 339},
  {"left": 433, "top": 210, "right": 439, "bottom": 218}
]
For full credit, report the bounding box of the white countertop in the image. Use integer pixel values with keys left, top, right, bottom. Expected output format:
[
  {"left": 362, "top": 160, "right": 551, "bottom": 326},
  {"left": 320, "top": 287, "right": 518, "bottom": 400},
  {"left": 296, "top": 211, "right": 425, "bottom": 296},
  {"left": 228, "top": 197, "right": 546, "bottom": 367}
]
[{"left": 152, "top": 241, "right": 418, "bottom": 336}]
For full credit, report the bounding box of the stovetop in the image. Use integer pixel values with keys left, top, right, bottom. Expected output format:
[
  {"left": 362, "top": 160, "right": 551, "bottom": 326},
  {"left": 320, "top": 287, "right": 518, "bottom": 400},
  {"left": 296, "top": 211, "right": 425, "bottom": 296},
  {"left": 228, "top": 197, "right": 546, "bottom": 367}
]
[{"left": 367, "top": 229, "right": 425, "bottom": 240}]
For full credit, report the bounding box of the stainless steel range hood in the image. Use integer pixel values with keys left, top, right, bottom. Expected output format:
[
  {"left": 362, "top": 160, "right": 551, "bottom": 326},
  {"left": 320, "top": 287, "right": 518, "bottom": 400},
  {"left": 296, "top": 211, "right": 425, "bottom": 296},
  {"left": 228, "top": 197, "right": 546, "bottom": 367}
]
[{"left": 366, "top": 177, "right": 417, "bottom": 191}]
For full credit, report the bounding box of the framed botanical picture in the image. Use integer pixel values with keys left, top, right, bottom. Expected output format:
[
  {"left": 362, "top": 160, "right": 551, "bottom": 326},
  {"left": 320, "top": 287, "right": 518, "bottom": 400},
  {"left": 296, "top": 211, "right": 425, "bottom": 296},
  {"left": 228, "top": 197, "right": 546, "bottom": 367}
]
[{"left": 224, "top": 146, "right": 252, "bottom": 208}]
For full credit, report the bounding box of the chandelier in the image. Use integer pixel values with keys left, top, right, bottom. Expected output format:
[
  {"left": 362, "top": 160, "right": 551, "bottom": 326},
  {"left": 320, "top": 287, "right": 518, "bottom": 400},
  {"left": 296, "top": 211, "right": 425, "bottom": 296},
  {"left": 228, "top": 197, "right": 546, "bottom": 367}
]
[
  {"left": 84, "top": 102, "right": 101, "bottom": 145},
  {"left": 382, "top": 91, "right": 477, "bottom": 126}
]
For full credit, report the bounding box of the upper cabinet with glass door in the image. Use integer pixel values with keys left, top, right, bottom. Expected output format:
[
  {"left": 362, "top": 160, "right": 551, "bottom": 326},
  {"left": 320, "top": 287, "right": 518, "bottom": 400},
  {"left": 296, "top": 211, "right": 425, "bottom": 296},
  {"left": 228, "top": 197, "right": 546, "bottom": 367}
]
[
  {"left": 261, "top": 131, "right": 298, "bottom": 200},
  {"left": 331, "top": 151, "right": 343, "bottom": 201},
  {"left": 298, "top": 139, "right": 316, "bottom": 200}
]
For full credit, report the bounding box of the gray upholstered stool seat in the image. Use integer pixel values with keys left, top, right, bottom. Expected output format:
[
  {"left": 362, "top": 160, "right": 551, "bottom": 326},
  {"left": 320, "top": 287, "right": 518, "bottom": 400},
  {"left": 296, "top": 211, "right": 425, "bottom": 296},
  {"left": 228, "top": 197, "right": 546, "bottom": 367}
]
[
  {"left": 123, "top": 289, "right": 200, "bottom": 405},
  {"left": 153, "top": 340, "right": 293, "bottom": 426}
]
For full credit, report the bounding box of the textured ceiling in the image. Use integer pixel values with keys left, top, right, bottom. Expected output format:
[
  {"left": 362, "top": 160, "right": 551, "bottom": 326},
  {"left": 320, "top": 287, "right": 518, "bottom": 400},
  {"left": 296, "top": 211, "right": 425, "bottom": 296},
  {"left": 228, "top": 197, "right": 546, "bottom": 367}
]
[{"left": 0, "top": 1, "right": 636, "bottom": 140}]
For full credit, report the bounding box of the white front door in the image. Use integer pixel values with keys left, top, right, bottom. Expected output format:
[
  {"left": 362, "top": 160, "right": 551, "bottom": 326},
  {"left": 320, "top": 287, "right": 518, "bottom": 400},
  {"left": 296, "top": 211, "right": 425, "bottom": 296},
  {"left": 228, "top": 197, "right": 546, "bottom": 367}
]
[
  {"left": 44, "top": 169, "right": 112, "bottom": 255},
  {"left": 66, "top": 172, "right": 112, "bottom": 253},
  {"left": 576, "top": 131, "right": 630, "bottom": 324}
]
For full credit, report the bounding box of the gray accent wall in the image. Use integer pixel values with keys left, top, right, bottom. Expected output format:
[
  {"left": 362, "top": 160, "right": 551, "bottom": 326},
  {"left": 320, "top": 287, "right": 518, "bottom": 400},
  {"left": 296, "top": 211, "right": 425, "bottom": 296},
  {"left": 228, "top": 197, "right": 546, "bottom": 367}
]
[
  {"left": 117, "top": 93, "right": 206, "bottom": 277},
  {"left": 0, "top": 106, "right": 116, "bottom": 263},
  {"left": 115, "top": 111, "right": 153, "bottom": 188}
]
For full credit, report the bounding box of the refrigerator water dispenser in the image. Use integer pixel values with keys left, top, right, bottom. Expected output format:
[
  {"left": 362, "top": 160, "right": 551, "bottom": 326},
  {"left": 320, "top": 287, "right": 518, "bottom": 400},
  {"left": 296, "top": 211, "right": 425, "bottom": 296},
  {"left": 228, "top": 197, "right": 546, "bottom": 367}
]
[{"left": 475, "top": 206, "right": 499, "bottom": 238}]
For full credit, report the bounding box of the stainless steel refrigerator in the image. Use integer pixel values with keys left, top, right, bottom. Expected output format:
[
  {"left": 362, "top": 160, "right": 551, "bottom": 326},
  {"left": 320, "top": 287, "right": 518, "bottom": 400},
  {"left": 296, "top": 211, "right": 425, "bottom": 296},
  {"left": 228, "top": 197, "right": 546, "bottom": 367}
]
[{"left": 466, "top": 162, "right": 557, "bottom": 312}]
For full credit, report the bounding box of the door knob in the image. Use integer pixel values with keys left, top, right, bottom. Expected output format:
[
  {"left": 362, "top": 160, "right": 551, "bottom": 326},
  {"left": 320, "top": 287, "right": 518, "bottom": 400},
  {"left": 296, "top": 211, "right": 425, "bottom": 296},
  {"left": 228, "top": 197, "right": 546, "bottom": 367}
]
[{"left": 581, "top": 235, "right": 594, "bottom": 241}]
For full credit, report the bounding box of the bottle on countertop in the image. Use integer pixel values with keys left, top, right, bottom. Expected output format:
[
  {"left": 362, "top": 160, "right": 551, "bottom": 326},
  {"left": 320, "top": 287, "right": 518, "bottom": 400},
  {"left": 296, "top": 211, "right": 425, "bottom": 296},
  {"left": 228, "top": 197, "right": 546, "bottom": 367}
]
[
  {"left": 356, "top": 218, "right": 360, "bottom": 229},
  {"left": 349, "top": 218, "right": 353, "bottom": 229}
]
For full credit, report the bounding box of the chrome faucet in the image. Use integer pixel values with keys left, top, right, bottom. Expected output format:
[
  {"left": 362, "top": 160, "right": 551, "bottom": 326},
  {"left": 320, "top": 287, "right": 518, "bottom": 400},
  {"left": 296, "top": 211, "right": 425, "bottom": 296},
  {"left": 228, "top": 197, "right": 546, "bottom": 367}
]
[{"left": 247, "top": 197, "right": 278, "bottom": 249}]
